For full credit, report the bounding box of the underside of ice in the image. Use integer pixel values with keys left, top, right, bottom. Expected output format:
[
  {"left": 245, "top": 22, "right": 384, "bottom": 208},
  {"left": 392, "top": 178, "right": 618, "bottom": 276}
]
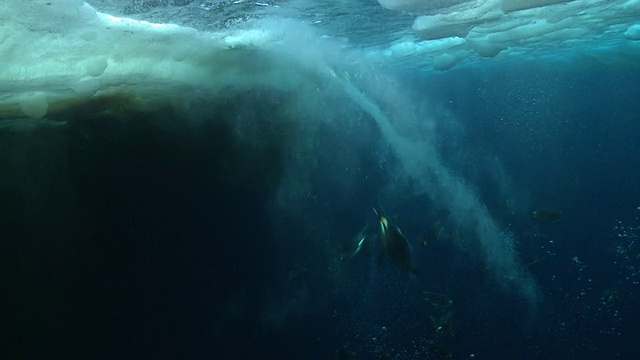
[
  {"left": 1, "top": 0, "right": 640, "bottom": 119},
  {"left": 373, "top": 0, "right": 640, "bottom": 69},
  {"left": 0, "top": 0, "right": 327, "bottom": 120}
]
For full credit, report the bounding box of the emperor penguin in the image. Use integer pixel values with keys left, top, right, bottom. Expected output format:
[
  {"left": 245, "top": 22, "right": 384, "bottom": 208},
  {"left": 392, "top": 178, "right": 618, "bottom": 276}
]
[{"left": 373, "top": 207, "right": 417, "bottom": 274}]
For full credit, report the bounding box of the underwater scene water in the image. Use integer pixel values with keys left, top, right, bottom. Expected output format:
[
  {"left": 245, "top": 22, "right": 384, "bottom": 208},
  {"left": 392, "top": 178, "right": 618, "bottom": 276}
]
[{"left": 1, "top": 1, "right": 640, "bottom": 359}]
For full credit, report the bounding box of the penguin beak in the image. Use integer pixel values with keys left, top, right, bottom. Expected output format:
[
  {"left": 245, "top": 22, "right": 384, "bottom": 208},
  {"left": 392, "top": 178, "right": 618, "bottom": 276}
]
[{"left": 372, "top": 207, "right": 387, "bottom": 234}]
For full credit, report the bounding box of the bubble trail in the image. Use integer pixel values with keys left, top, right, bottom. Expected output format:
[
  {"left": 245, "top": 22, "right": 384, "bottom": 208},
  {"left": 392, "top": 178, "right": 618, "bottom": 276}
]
[{"left": 338, "top": 75, "right": 540, "bottom": 306}]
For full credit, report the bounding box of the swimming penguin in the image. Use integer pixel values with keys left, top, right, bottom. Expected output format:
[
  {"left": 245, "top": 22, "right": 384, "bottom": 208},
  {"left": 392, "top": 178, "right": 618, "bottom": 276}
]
[
  {"left": 341, "top": 224, "right": 371, "bottom": 260},
  {"left": 373, "top": 207, "right": 417, "bottom": 274}
]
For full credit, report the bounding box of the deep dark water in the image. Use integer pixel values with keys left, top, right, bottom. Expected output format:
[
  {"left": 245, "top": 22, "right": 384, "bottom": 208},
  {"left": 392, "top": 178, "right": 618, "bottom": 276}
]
[
  {"left": 404, "top": 65, "right": 640, "bottom": 359},
  {"left": 0, "top": 86, "right": 388, "bottom": 359},
  {"left": 2, "top": 65, "right": 640, "bottom": 359},
  {"left": 2, "top": 92, "right": 285, "bottom": 359}
]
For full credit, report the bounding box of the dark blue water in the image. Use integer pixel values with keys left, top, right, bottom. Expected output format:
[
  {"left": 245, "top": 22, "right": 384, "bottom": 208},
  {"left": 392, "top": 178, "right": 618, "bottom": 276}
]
[
  {"left": 407, "top": 65, "right": 640, "bottom": 359},
  {"left": 1, "top": 65, "right": 639, "bottom": 359}
]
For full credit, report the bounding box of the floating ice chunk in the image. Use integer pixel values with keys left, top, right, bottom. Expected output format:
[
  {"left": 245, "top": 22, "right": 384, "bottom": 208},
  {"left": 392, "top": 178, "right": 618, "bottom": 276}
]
[
  {"left": 432, "top": 53, "right": 460, "bottom": 70},
  {"left": 386, "top": 37, "right": 465, "bottom": 58},
  {"left": 468, "top": 40, "right": 507, "bottom": 57},
  {"left": 502, "top": 0, "right": 576, "bottom": 12},
  {"left": 19, "top": 93, "right": 49, "bottom": 120},
  {"left": 486, "top": 18, "right": 575, "bottom": 43},
  {"left": 98, "top": 13, "right": 188, "bottom": 32},
  {"left": 413, "top": 15, "right": 479, "bottom": 39},
  {"left": 84, "top": 57, "right": 109, "bottom": 77},
  {"left": 422, "top": 37, "right": 467, "bottom": 54},
  {"left": 624, "top": 24, "right": 640, "bottom": 40},
  {"left": 377, "top": 0, "right": 471, "bottom": 12},
  {"left": 374, "top": 0, "right": 640, "bottom": 70},
  {"left": 70, "top": 79, "right": 101, "bottom": 98},
  {"left": 388, "top": 41, "right": 421, "bottom": 57},
  {"left": 411, "top": 2, "right": 503, "bottom": 40}
]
